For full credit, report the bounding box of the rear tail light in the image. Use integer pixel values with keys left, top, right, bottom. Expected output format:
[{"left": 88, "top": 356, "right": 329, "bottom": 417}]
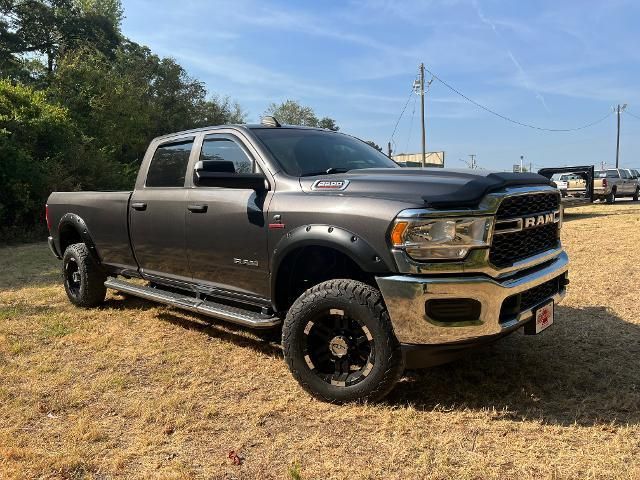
[
  {"left": 45, "top": 204, "right": 51, "bottom": 232},
  {"left": 602, "top": 178, "right": 608, "bottom": 188}
]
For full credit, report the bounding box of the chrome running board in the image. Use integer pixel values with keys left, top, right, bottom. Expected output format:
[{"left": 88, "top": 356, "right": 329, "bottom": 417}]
[{"left": 104, "top": 278, "right": 280, "bottom": 329}]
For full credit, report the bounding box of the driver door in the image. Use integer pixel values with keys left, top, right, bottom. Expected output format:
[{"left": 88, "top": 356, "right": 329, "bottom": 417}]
[{"left": 185, "top": 133, "right": 271, "bottom": 299}]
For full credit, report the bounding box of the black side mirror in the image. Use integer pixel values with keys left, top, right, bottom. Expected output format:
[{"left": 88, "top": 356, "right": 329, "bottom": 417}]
[{"left": 194, "top": 160, "right": 268, "bottom": 191}]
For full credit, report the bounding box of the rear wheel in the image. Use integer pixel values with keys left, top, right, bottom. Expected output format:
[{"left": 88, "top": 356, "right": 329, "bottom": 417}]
[
  {"left": 282, "top": 279, "right": 404, "bottom": 403},
  {"left": 62, "top": 243, "right": 107, "bottom": 307},
  {"left": 633, "top": 188, "right": 639, "bottom": 202},
  {"left": 606, "top": 190, "right": 616, "bottom": 204}
]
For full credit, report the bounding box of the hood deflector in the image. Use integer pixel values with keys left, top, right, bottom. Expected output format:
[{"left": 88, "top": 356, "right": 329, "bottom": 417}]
[
  {"left": 420, "top": 171, "right": 552, "bottom": 208},
  {"left": 300, "top": 168, "right": 553, "bottom": 209}
]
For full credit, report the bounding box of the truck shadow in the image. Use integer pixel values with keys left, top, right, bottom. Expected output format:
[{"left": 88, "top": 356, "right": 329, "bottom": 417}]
[
  {"left": 104, "top": 293, "right": 283, "bottom": 358},
  {"left": 390, "top": 305, "right": 640, "bottom": 426},
  {"left": 156, "top": 310, "right": 283, "bottom": 358}
]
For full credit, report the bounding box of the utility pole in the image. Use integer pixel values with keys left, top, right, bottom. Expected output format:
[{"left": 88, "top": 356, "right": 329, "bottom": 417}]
[
  {"left": 520, "top": 155, "right": 524, "bottom": 173},
  {"left": 387, "top": 142, "right": 392, "bottom": 159},
  {"left": 615, "top": 104, "right": 627, "bottom": 168},
  {"left": 469, "top": 154, "right": 476, "bottom": 169},
  {"left": 420, "top": 63, "right": 426, "bottom": 168}
]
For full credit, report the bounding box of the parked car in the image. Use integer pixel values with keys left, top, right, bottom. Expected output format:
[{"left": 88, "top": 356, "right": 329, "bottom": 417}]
[
  {"left": 46, "top": 118, "right": 570, "bottom": 403},
  {"left": 551, "top": 173, "right": 569, "bottom": 196},
  {"left": 551, "top": 173, "right": 587, "bottom": 198},
  {"left": 593, "top": 168, "right": 639, "bottom": 203}
]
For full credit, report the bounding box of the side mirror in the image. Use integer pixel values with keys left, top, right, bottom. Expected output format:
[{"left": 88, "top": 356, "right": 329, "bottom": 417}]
[{"left": 194, "top": 160, "right": 269, "bottom": 191}]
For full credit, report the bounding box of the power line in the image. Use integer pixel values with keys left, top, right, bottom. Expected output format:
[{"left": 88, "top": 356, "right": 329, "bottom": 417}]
[
  {"left": 389, "top": 89, "right": 415, "bottom": 149},
  {"left": 422, "top": 65, "right": 614, "bottom": 132},
  {"left": 624, "top": 109, "right": 640, "bottom": 121},
  {"left": 404, "top": 94, "right": 417, "bottom": 153}
]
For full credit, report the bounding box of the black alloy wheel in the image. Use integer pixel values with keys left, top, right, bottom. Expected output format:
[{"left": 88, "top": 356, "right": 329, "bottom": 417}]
[{"left": 302, "top": 308, "right": 375, "bottom": 388}]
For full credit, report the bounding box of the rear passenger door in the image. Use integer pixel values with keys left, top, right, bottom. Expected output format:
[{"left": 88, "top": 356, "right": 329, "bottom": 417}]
[
  {"left": 185, "top": 133, "right": 271, "bottom": 300},
  {"left": 129, "top": 137, "right": 195, "bottom": 283}
]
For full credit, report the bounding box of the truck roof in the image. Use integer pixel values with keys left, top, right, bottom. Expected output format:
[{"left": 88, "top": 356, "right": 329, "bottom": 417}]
[{"left": 152, "top": 124, "right": 330, "bottom": 142}]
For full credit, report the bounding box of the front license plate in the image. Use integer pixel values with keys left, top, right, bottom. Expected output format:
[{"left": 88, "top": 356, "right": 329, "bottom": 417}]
[{"left": 534, "top": 301, "right": 554, "bottom": 334}]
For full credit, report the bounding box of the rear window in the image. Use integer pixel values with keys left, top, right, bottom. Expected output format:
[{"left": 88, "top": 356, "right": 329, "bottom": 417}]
[
  {"left": 146, "top": 139, "right": 194, "bottom": 187},
  {"left": 252, "top": 128, "right": 398, "bottom": 177},
  {"left": 595, "top": 170, "right": 619, "bottom": 179}
]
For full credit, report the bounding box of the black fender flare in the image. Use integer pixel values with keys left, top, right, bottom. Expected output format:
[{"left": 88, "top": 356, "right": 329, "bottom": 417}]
[
  {"left": 270, "top": 224, "right": 391, "bottom": 295},
  {"left": 58, "top": 213, "right": 101, "bottom": 263}
]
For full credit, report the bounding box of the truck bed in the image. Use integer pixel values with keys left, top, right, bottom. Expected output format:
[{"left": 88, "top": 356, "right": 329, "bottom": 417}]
[{"left": 47, "top": 191, "right": 138, "bottom": 273}]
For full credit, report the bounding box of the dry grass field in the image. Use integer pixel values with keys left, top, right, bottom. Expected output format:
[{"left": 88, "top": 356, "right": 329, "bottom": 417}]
[{"left": 1, "top": 202, "right": 640, "bottom": 479}]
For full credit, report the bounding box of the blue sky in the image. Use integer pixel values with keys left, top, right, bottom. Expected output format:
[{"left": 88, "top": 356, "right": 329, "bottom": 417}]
[{"left": 122, "top": 0, "right": 640, "bottom": 171}]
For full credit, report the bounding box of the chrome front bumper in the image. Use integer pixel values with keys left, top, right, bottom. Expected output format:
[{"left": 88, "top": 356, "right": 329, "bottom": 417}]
[{"left": 376, "top": 251, "right": 569, "bottom": 345}]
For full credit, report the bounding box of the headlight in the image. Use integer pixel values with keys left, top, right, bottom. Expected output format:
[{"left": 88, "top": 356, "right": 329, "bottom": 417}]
[{"left": 390, "top": 216, "right": 493, "bottom": 260}]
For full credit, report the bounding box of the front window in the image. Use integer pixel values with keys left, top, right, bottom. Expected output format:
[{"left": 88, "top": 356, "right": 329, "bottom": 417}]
[
  {"left": 252, "top": 128, "right": 398, "bottom": 177},
  {"left": 200, "top": 135, "right": 254, "bottom": 174}
]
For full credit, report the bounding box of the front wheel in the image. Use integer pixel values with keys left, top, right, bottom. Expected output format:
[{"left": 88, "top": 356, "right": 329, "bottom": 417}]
[
  {"left": 62, "top": 243, "right": 107, "bottom": 307},
  {"left": 282, "top": 279, "right": 404, "bottom": 403}
]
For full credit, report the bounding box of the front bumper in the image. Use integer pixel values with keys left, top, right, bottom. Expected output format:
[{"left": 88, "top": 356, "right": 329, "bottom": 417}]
[{"left": 376, "top": 251, "right": 569, "bottom": 345}]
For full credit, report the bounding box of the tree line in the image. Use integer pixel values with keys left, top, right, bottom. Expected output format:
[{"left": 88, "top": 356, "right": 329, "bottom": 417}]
[{"left": 0, "top": 0, "right": 350, "bottom": 242}]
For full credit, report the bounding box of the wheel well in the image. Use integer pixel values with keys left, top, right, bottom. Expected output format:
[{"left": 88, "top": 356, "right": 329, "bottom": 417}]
[
  {"left": 274, "top": 246, "right": 376, "bottom": 313},
  {"left": 59, "top": 224, "right": 83, "bottom": 254}
]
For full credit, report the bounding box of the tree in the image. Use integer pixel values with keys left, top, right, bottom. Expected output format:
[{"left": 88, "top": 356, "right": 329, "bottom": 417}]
[
  {"left": 264, "top": 99, "right": 318, "bottom": 126},
  {"left": 318, "top": 116, "right": 339, "bottom": 131},
  {"left": 50, "top": 41, "right": 247, "bottom": 167},
  {"left": 264, "top": 99, "right": 338, "bottom": 130},
  {"left": 194, "top": 94, "right": 246, "bottom": 127},
  {"left": 0, "top": 0, "right": 121, "bottom": 76},
  {"left": 76, "top": 0, "right": 123, "bottom": 27},
  {"left": 365, "top": 140, "right": 383, "bottom": 152},
  {"left": 0, "top": 79, "right": 126, "bottom": 239}
]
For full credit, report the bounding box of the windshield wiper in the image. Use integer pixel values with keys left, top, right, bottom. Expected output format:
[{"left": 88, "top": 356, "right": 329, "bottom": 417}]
[{"left": 302, "top": 167, "right": 350, "bottom": 177}]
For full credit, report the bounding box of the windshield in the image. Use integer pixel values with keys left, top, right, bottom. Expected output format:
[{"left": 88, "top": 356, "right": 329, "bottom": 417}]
[{"left": 252, "top": 128, "right": 398, "bottom": 177}]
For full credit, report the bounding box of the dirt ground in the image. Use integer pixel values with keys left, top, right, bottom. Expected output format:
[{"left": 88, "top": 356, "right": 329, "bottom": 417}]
[{"left": 1, "top": 201, "right": 639, "bottom": 479}]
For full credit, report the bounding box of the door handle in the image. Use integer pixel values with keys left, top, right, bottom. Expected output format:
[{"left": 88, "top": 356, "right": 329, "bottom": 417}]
[
  {"left": 187, "top": 204, "right": 208, "bottom": 213},
  {"left": 131, "top": 202, "right": 147, "bottom": 211}
]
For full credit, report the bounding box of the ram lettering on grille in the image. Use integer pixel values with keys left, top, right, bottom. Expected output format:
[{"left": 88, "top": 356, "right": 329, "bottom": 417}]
[{"left": 489, "top": 192, "right": 561, "bottom": 268}]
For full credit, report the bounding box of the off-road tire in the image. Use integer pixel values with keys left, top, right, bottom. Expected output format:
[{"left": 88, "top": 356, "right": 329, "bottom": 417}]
[
  {"left": 282, "top": 279, "right": 404, "bottom": 403},
  {"left": 606, "top": 190, "right": 616, "bottom": 204},
  {"left": 62, "top": 243, "right": 107, "bottom": 307}
]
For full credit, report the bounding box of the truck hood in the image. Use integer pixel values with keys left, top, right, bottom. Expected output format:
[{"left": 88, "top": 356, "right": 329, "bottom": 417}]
[{"left": 299, "top": 168, "right": 552, "bottom": 208}]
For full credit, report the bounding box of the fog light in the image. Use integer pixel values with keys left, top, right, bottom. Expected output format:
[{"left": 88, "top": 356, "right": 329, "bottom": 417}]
[{"left": 425, "top": 299, "right": 481, "bottom": 324}]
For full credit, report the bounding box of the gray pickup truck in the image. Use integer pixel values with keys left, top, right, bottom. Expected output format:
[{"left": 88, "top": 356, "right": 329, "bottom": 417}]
[{"left": 46, "top": 117, "right": 569, "bottom": 402}]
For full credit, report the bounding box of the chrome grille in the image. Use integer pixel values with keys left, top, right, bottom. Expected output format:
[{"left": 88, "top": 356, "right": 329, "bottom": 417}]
[{"left": 489, "top": 192, "right": 560, "bottom": 268}]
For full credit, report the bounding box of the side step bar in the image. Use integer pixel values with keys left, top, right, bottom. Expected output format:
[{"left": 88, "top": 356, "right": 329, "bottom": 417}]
[{"left": 104, "top": 278, "right": 281, "bottom": 329}]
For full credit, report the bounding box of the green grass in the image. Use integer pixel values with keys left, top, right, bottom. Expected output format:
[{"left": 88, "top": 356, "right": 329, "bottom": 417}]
[
  {"left": 40, "top": 317, "right": 73, "bottom": 339},
  {"left": 0, "top": 242, "right": 59, "bottom": 290}
]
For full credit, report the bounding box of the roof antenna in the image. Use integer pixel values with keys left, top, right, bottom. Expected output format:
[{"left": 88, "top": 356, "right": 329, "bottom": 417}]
[{"left": 261, "top": 116, "right": 281, "bottom": 127}]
